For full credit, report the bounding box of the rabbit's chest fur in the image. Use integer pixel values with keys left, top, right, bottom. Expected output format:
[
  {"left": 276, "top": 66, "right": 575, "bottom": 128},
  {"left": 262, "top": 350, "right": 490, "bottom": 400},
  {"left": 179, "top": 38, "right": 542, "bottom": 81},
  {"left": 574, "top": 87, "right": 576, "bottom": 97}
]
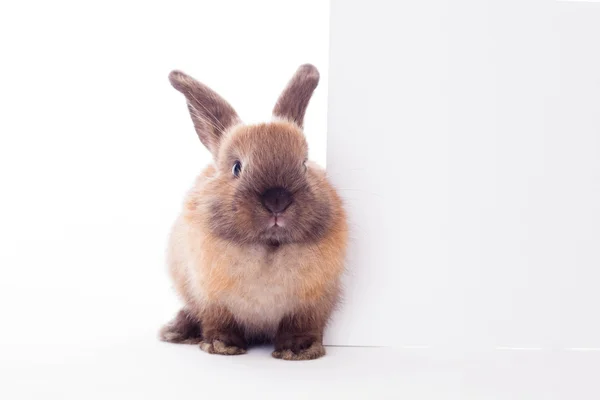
[
  {"left": 168, "top": 195, "right": 346, "bottom": 334},
  {"left": 189, "top": 234, "right": 321, "bottom": 332},
  {"left": 215, "top": 246, "right": 303, "bottom": 330}
]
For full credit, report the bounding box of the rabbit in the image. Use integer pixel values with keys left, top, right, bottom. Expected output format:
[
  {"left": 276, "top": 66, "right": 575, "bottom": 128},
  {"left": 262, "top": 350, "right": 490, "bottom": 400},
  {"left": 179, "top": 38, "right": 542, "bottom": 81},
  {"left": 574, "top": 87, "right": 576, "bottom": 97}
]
[{"left": 159, "top": 64, "right": 348, "bottom": 360}]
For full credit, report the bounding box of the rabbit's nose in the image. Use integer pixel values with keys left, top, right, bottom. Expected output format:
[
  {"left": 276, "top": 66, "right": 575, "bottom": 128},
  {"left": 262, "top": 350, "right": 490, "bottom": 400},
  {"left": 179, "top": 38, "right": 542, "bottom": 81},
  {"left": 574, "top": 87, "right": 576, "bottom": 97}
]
[{"left": 261, "top": 187, "right": 293, "bottom": 214}]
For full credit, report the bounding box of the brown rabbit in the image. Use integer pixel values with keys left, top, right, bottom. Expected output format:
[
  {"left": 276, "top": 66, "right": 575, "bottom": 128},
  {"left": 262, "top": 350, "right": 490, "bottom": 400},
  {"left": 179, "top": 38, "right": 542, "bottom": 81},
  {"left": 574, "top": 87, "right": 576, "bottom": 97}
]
[{"left": 159, "top": 64, "right": 348, "bottom": 360}]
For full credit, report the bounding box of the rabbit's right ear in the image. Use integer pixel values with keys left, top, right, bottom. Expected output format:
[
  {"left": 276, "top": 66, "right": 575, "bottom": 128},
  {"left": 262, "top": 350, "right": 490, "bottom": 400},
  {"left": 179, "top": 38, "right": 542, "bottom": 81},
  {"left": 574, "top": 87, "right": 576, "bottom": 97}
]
[{"left": 169, "top": 70, "right": 240, "bottom": 156}]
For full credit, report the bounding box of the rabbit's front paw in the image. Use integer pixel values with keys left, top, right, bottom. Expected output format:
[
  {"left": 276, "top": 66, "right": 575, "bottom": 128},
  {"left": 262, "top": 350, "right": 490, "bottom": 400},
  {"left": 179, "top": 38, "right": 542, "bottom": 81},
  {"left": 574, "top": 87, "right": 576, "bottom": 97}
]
[
  {"left": 272, "top": 339, "right": 325, "bottom": 361},
  {"left": 159, "top": 309, "right": 202, "bottom": 344},
  {"left": 200, "top": 339, "right": 247, "bottom": 355}
]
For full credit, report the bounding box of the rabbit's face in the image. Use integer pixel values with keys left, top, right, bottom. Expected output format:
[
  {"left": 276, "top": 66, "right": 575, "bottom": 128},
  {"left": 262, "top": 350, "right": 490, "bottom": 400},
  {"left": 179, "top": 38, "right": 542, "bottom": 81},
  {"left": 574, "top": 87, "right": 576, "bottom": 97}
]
[
  {"left": 169, "top": 64, "right": 329, "bottom": 245},
  {"left": 205, "top": 121, "right": 332, "bottom": 246}
]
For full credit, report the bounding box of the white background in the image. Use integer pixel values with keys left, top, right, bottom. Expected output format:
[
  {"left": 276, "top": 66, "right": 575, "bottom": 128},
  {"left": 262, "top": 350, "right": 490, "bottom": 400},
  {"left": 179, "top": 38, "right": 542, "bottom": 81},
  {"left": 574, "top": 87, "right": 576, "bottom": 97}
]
[
  {"left": 0, "top": 1, "right": 347, "bottom": 398},
  {"left": 0, "top": 0, "right": 328, "bottom": 344},
  {"left": 2, "top": 0, "right": 600, "bottom": 398}
]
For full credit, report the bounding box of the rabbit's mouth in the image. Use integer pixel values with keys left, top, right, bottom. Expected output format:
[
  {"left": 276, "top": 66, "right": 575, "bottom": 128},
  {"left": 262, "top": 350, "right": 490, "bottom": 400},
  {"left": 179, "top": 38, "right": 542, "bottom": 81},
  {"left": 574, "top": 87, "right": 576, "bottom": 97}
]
[
  {"left": 268, "top": 214, "right": 287, "bottom": 228},
  {"left": 261, "top": 216, "right": 292, "bottom": 245}
]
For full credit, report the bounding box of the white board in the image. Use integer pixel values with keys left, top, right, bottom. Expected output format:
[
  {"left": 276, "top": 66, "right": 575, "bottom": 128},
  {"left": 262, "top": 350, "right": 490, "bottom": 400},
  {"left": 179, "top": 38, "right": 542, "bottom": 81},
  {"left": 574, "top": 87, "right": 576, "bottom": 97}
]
[{"left": 326, "top": 0, "right": 600, "bottom": 349}]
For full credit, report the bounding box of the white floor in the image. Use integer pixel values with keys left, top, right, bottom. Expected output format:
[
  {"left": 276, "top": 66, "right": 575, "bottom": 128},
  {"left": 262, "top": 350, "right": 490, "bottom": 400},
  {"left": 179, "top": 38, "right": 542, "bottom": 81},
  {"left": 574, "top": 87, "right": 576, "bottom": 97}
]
[
  {"left": 1, "top": 251, "right": 598, "bottom": 399},
  {"left": 3, "top": 333, "right": 600, "bottom": 400}
]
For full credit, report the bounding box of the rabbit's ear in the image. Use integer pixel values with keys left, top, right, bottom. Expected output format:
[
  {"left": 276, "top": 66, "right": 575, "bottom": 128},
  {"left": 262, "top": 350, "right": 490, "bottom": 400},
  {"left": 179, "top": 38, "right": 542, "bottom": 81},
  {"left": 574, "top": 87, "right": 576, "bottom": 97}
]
[
  {"left": 272, "top": 64, "right": 320, "bottom": 128},
  {"left": 169, "top": 70, "right": 240, "bottom": 156}
]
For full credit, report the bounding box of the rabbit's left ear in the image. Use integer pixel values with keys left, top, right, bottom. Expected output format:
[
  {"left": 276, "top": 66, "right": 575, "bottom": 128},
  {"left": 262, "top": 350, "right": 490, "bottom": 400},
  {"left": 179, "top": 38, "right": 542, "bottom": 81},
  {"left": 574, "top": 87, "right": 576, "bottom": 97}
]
[
  {"left": 272, "top": 64, "right": 320, "bottom": 129},
  {"left": 169, "top": 70, "right": 240, "bottom": 157}
]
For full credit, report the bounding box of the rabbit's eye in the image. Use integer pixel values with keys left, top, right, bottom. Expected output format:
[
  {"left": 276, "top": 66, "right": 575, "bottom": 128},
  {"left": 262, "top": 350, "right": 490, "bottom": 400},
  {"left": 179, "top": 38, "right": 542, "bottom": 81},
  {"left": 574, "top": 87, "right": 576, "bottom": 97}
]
[{"left": 232, "top": 161, "right": 242, "bottom": 177}]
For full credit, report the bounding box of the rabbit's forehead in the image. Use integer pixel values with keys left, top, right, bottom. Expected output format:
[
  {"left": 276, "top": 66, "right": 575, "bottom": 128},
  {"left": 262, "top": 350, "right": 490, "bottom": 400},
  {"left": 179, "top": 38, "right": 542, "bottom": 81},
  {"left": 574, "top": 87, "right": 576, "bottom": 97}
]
[{"left": 223, "top": 121, "right": 308, "bottom": 161}]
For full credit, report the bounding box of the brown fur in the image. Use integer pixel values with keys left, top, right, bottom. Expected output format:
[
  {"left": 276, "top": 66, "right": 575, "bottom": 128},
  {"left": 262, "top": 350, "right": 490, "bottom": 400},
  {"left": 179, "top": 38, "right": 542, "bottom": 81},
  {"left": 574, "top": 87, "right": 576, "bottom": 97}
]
[
  {"left": 159, "top": 308, "right": 202, "bottom": 344},
  {"left": 272, "top": 64, "right": 320, "bottom": 128},
  {"left": 169, "top": 70, "right": 240, "bottom": 157},
  {"left": 162, "top": 65, "right": 348, "bottom": 360}
]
